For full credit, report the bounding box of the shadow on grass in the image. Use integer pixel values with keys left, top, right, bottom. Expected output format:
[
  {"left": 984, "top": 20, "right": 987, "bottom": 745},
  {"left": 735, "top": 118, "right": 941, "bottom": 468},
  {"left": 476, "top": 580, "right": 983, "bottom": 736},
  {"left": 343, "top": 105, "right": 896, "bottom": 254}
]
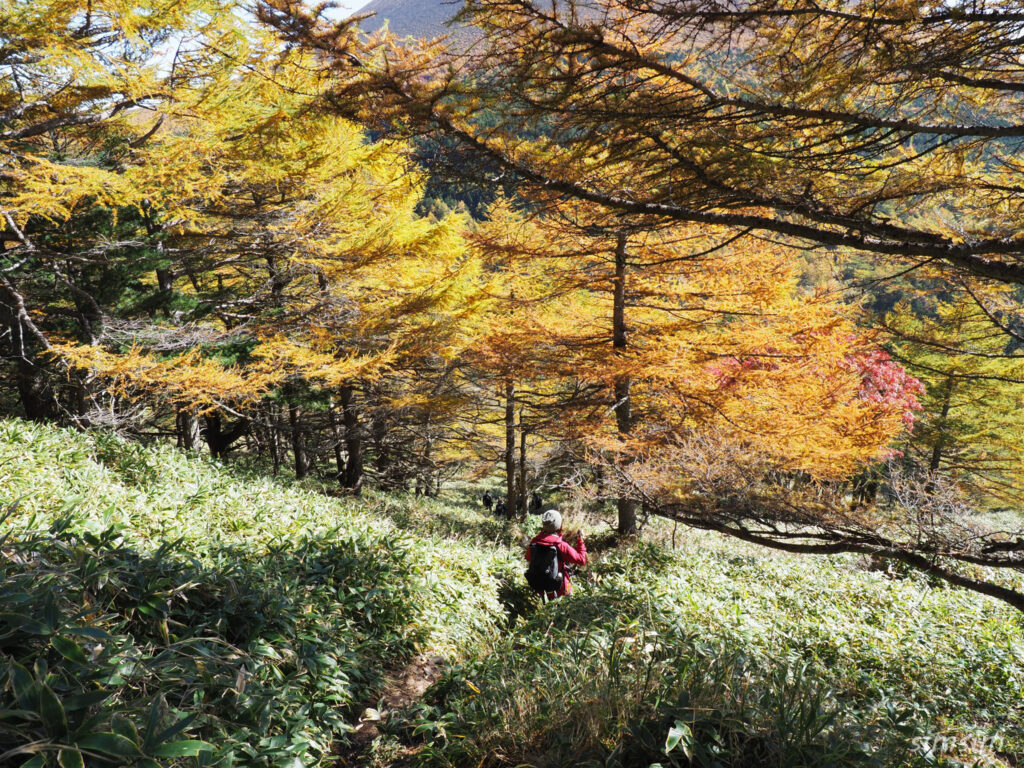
[
  {"left": 370, "top": 492, "right": 519, "bottom": 546},
  {"left": 0, "top": 520, "right": 425, "bottom": 766}
]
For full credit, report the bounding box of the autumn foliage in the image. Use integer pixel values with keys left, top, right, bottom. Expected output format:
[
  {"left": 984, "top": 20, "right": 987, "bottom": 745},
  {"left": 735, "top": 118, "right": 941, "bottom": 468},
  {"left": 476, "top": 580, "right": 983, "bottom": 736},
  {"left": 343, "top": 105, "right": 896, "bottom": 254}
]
[{"left": 6, "top": 0, "right": 1024, "bottom": 612}]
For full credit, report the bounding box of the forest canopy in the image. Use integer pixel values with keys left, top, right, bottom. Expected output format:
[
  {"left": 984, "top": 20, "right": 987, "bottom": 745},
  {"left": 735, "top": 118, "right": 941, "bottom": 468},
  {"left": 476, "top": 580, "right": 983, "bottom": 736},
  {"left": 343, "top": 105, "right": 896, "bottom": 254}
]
[{"left": 2, "top": 0, "right": 1024, "bottom": 612}]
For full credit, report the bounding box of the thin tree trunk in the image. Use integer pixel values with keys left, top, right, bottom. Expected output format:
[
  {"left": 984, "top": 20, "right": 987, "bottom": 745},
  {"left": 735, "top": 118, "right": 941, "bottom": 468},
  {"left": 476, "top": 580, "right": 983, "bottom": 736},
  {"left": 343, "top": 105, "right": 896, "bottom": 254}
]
[
  {"left": 518, "top": 421, "right": 528, "bottom": 518},
  {"left": 929, "top": 374, "right": 956, "bottom": 473},
  {"left": 0, "top": 280, "right": 59, "bottom": 422},
  {"left": 341, "top": 385, "right": 363, "bottom": 493},
  {"left": 271, "top": 405, "right": 282, "bottom": 475},
  {"left": 289, "top": 403, "right": 309, "bottom": 480},
  {"left": 504, "top": 379, "right": 518, "bottom": 518},
  {"left": 328, "top": 397, "right": 345, "bottom": 482},
  {"left": 422, "top": 411, "right": 434, "bottom": 497},
  {"left": 372, "top": 404, "right": 390, "bottom": 481},
  {"left": 177, "top": 410, "right": 201, "bottom": 451},
  {"left": 613, "top": 232, "right": 638, "bottom": 535}
]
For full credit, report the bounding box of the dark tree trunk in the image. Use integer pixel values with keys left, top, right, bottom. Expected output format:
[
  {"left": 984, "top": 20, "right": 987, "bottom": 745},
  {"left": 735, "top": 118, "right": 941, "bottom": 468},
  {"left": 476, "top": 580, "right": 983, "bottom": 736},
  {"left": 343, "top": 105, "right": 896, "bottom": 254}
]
[
  {"left": 419, "top": 411, "right": 434, "bottom": 497},
  {"left": 518, "top": 421, "right": 528, "bottom": 518},
  {"left": 372, "top": 404, "right": 390, "bottom": 481},
  {"left": 156, "top": 268, "right": 174, "bottom": 318},
  {"left": 613, "top": 232, "right": 638, "bottom": 535},
  {"left": 203, "top": 413, "right": 250, "bottom": 460},
  {"left": 271, "top": 405, "right": 283, "bottom": 475},
  {"left": 340, "top": 385, "right": 363, "bottom": 493},
  {"left": 266, "top": 255, "right": 288, "bottom": 307},
  {"left": 328, "top": 398, "right": 346, "bottom": 482},
  {"left": 0, "top": 286, "right": 58, "bottom": 422},
  {"left": 288, "top": 403, "right": 309, "bottom": 480},
  {"left": 156, "top": 268, "right": 174, "bottom": 293},
  {"left": 504, "top": 379, "right": 518, "bottom": 518},
  {"left": 177, "top": 410, "right": 201, "bottom": 451},
  {"left": 929, "top": 374, "right": 956, "bottom": 473}
]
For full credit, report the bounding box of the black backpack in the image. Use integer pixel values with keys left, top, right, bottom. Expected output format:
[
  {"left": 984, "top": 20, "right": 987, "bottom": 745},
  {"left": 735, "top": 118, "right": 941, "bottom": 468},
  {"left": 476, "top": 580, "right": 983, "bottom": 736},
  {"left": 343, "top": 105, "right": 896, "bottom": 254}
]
[{"left": 526, "top": 543, "right": 563, "bottom": 592}]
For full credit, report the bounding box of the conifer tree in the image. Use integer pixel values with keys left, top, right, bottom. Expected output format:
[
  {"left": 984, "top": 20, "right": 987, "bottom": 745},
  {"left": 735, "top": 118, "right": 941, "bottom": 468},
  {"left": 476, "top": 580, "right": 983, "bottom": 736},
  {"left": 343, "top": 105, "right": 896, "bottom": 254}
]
[{"left": 887, "top": 293, "right": 1024, "bottom": 507}]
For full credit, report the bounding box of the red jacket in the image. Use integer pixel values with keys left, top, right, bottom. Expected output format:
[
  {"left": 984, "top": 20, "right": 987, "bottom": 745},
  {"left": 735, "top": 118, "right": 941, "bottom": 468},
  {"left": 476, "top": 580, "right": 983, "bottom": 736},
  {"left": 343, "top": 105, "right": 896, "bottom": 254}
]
[{"left": 525, "top": 531, "right": 587, "bottom": 598}]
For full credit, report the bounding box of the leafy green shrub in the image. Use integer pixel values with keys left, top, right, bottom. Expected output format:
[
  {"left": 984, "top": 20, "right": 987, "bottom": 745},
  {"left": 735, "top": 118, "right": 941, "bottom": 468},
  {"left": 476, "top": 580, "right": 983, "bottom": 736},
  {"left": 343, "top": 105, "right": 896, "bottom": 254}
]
[
  {"left": 0, "top": 515, "right": 424, "bottom": 767},
  {"left": 0, "top": 419, "right": 512, "bottom": 766},
  {"left": 3, "top": 419, "right": 1022, "bottom": 768},
  {"left": 399, "top": 542, "right": 1024, "bottom": 768}
]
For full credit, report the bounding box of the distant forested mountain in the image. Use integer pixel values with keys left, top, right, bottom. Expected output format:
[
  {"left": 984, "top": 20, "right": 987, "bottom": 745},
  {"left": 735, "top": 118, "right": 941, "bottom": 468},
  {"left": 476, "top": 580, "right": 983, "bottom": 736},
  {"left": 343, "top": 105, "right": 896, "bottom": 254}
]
[{"left": 353, "top": 0, "right": 472, "bottom": 41}]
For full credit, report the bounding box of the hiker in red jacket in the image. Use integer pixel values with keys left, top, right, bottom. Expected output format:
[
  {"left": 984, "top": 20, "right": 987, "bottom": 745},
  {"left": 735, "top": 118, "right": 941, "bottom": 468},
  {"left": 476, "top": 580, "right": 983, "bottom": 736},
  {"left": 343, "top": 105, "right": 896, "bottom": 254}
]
[{"left": 525, "top": 509, "right": 587, "bottom": 599}]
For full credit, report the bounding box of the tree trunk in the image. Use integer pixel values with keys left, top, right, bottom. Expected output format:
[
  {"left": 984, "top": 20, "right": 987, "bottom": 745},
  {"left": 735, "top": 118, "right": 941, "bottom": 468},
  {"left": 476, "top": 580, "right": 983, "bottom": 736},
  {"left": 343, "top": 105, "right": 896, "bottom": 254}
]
[
  {"left": 372, "top": 404, "right": 390, "bottom": 482},
  {"left": 288, "top": 403, "right": 309, "bottom": 480},
  {"left": 177, "top": 410, "right": 201, "bottom": 451},
  {"left": 613, "top": 232, "right": 638, "bottom": 535},
  {"left": 266, "top": 254, "right": 288, "bottom": 307},
  {"left": 518, "top": 421, "right": 528, "bottom": 518},
  {"left": 420, "top": 411, "right": 434, "bottom": 497},
  {"left": 929, "top": 374, "right": 956, "bottom": 473},
  {"left": 156, "top": 267, "right": 174, "bottom": 293},
  {"left": 0, "top": 281, "right": 59, "bottom": 422},
  {"left": 340, "top": 385, "right": 363, "bottom": 493},
  {"left": 328, "top": 397, "right": 346, "bottom": 482},
  {"left": 271, "top": 405, "right": 283, "bottom": 475},
  {"left": 156, "top": 268, "right": 174, "bottom": 318},
  {"left": 504, "top": 379, "right": 518, "bottom": 518},
  {"left": 203, "top": 413, "right": 250, "bottom": 460}
]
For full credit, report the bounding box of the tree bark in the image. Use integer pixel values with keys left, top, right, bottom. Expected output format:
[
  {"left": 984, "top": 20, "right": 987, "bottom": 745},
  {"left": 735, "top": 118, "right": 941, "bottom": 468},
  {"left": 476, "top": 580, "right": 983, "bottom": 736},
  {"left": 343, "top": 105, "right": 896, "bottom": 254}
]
[
  {"left": 288, "top": 403, "right": 309, "bottom": 480},
  {"left": 340, "top": 385, "right": 363, "bottom": 493},
  {"left": 518, "top": 420, "right": 528, "bottom": 518},
  {"left": 328, "top": 397, "right": 346, "bottom": 482},
  {"left": 271, "top": 404, "right": 283, "bottom": 475},
  {"left": 372, "top": 402, "right": 390, "bottom": 482},
  {"left": 929, "top": 374, "right": 956, "bottom": 473},
  {"left": 176, "top": 410, "right": 201, "bottom": 451},
  {"left": 504, "top": 379, "right": 518, "bottom": 518},
  {"left": 203, "top": 413, "right": 250, "bottom": 460},
  {"left": 613, "top": 232, "right": 638, "bottom": 535},
  {"left": 0, "top": 277, "right": 60, "bottom": 422}
]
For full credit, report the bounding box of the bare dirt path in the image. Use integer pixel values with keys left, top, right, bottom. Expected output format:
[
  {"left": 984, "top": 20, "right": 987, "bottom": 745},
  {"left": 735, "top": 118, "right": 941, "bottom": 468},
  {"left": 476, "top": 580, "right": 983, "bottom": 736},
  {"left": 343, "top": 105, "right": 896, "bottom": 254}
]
[{"left": 335, "top": 653, "right": 447, "bottom": 767}]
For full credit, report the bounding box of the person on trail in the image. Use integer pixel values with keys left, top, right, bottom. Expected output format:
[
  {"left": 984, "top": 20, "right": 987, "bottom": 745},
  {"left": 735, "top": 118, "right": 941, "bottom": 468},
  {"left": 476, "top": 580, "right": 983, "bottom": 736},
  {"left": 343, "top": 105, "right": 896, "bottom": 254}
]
[
  {"left": 529, "top": 492, "right": 543, "bottom": 515},
  {"left": 482, "top": 490, "right": 493, "bottom": 511},
  {"left": 525, "top": 509, "right": 586, "bottom": 599}
]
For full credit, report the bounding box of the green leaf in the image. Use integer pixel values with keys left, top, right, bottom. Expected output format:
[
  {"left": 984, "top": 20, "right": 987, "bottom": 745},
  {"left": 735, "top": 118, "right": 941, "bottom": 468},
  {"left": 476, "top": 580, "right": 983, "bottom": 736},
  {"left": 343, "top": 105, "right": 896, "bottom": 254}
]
[
  {"left": 112, "top": 715, "right": 139, "bottom": 743},
  {"left": 58, "top": 748, "right": 85, "bottom": 768},
  {"left": 64, "top": 691, "right": 109, "bottom": 712},
  {"left": 153, "top": 713, "right": 197, "bottom": 747},
  {"left": 151, "top": 740, "right": 216, "bottom": 758},
  {"left": 19, "top": 756, "right": 45, "bottom": 768},
  {"left": 77, "top": 732, "right": 142, "bottom": 757},
  {"left": 51, "top": 636, "right": 88, "bottom": 665},
  {"left": 1, "top": 612, "right": 51, "bottom": 635},
  {"left": 9, "top": 663, "right": 37, "bottom": 708},
  {"left": 65, "top": 627, "right": 110, "bottom": 640},
  {"left": 0, "top": 708, "right": 35, "bottom": 720},
  {"left": 142, "top": 696, "right": 163, "bottom": 751},
  {"left": 39, "top": 684, "right": 68, "bottom": 738},
  {"left": 43, "top": 592, "right": 59, "bottom": 631},
  {"left": 664, "top": 720, "right": 692, "bottom": 757}
]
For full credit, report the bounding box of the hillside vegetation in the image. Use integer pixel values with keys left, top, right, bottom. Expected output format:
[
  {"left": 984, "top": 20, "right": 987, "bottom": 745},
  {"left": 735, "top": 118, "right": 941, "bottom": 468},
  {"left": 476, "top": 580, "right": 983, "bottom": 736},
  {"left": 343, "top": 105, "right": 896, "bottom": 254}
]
[{"left": 1, "top": 418, "right": 1022, "bottom": 767}]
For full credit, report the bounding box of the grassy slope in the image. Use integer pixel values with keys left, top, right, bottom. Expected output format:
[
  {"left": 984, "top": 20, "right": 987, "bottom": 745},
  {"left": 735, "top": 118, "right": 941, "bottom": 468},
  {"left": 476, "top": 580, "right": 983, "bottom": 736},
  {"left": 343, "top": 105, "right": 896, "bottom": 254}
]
[{"left": 1, "top": 418, "right": 1022, "bottom": 767}]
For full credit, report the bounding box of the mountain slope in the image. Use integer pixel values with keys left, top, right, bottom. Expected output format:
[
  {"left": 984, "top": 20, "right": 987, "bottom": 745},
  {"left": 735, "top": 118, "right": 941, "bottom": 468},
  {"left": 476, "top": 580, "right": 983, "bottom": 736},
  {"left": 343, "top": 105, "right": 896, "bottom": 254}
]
[
  {"left": 353, "top": 0, "right": 470, "bottom": 40},
  {"left": 2, "top": 418, "right": 1022, "bottom": 766}
]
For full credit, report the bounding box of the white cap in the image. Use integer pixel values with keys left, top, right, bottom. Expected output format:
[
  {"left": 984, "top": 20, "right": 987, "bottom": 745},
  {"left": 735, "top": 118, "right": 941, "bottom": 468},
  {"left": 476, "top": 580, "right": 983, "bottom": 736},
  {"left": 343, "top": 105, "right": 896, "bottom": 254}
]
[{"left": 540, "top": 509, "right": 562, "bottom": 532}]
